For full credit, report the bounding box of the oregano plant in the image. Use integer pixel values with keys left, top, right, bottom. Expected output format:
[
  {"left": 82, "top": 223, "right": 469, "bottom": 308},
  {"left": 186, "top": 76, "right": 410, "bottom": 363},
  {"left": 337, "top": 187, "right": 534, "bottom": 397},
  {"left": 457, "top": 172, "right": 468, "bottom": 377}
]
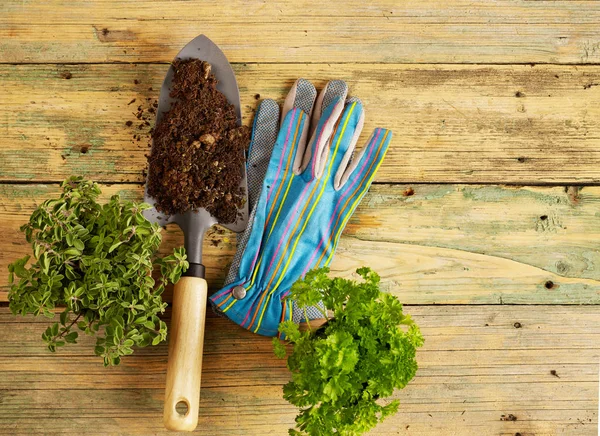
[
  {"left": 8, "top": 177, "right": 188, "bottom": 366},
  {"left": 273, "top": 267, "right": 423, "bottom": 436}
]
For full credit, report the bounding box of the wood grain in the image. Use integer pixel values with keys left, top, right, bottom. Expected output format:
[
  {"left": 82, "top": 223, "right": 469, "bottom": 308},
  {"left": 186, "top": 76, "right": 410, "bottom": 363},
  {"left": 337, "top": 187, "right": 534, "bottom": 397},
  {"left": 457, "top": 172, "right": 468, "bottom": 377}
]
[
  {"left": 2, "top": 0, "right": 600, "bottom": 64},
  {"left": 3, "top": 1, "right": 600, "bottom": 435},
  {"left": 0, "top": 306, "right": 597, "bottom": 435},
  {"left": 2, "top": 64, "right": 600, "bottom": 184},
  {"left": 1, "top": 183, "right": 599, "bottom": 305}
]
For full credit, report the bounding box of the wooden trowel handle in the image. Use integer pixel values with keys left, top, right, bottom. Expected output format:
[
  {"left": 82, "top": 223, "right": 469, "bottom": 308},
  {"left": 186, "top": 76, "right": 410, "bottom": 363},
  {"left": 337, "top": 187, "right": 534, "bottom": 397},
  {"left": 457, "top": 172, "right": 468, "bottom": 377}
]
[{"left": 164, "top": 276, "right": 208, "bottom": 431}]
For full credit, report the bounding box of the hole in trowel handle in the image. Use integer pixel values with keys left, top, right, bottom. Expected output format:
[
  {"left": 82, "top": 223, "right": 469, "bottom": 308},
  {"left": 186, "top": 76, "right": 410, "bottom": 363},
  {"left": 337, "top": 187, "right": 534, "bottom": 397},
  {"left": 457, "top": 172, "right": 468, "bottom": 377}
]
[{"left": 175, "top": 400, "right": 189, "bottom": 417}]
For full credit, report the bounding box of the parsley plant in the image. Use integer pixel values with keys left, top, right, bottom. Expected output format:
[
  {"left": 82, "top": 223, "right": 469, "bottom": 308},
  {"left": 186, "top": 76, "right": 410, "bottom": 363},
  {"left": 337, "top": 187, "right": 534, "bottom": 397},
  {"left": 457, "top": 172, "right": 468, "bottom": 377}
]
[{"left": 273, "top": 267, "right": 423, "bottom": 436}]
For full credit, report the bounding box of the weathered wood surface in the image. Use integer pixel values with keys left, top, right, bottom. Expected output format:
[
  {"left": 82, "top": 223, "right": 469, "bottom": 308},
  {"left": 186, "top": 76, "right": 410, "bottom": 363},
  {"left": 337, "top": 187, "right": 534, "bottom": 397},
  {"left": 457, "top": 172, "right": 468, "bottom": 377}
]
[
  {"left": 0, "top": 306, "right": 598, "bottom": 435},
  {"left": 2, "top": 183, "right": 599, "bottom": 304},
  {"left": 2, "top": 64, "right": 600, "bottom": 184},
  {"left": 2, "top": 0, "right": 600, "bottom": 64},
  {"left": 2, "top": 0, "right": 600, "bottom": 434}
]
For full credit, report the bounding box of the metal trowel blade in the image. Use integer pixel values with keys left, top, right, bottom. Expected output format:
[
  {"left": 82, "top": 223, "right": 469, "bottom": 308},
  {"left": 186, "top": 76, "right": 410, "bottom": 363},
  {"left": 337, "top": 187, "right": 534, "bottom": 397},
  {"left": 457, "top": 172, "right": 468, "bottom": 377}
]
[{"left": 143, "top": 35, "right": 248, "bottom": 266}]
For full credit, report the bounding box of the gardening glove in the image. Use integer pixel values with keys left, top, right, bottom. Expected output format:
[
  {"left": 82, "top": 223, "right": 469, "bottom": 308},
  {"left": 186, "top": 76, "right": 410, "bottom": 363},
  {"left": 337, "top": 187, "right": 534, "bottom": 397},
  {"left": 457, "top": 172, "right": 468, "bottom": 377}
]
[{"left": 210, "top": 79, "right": 392, "bottom": 337}]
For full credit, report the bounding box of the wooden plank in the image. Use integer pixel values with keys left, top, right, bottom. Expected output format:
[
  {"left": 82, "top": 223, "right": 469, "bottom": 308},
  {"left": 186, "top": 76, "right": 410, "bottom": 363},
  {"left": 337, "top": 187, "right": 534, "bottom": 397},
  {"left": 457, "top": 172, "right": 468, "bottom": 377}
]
[
  {"left": 1, "top": 0, "right": 600, "bottom": 64},
  {"left": 3, "top": 306, "right": 600, "bottom": 359},
  {"left": 0, "top": 413, "right": 596, "bottom": 436},
  {"left": 4, "top": 0, "right": 598, "bottom": 23},
  {"left": 2, "top": 63, "right": 600, "bottom": 184},
  {"left": 0, "top": 306, "right": 598, "bottom": 435},
  {"left": 1, "top": 183, "right": 599, "bottom": 304}
]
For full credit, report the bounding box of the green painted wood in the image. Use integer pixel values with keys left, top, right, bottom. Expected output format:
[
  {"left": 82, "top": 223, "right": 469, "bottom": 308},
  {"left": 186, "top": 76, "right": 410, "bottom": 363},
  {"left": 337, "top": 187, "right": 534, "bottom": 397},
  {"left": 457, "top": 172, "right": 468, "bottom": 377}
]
[
  {"left": 1, "top": 183, "right": 599, "bottom": 305},
  {"left": 1, "top": 64, "right": 600, "bottom": 183}
]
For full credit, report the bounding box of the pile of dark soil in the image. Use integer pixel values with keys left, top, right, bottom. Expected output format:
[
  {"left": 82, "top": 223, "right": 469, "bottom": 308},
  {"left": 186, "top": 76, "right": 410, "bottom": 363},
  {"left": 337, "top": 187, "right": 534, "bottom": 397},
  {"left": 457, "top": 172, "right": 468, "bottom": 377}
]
[{"left": 147, "top": 59, "right": 248, "bottom": 223}]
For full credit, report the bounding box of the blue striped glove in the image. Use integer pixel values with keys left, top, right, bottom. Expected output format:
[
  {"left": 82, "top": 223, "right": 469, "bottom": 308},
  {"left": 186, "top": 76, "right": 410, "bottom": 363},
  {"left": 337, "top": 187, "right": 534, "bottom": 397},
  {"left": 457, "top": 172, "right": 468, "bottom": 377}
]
[{"left": 210, "top": 79, "right": 392, "bottom": 337}]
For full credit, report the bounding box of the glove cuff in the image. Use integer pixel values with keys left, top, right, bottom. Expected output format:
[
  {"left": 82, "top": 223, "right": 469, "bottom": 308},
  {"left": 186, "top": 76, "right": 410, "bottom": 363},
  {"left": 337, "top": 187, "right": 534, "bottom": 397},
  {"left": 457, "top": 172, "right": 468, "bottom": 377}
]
[{"left": 209, "top": 279, "right": 290, "bottom": 337}]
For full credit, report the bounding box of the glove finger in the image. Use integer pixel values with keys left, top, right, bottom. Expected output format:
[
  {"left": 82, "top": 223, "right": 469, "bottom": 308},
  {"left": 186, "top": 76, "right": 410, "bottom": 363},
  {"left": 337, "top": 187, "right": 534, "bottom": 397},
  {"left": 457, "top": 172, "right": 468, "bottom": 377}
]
[
  {"left": 281, "top": 78, "right": 317, "bottom": 126},
  {"left": 292, "top": 300, "right": 327, "bottom": 323},
  {"left": 280, "top": 78, "right": 316, "bottom": 169},
  {"left": 248, "top": 79, "right": 316, "bottom": 212},
  {"left": 328, "top": 97, "right": 365, "bottom": 188},
  {"left": 247, "top": 99, "right": 280, "bottom": 210},
  {"left": 298, "top": 80, "right": 348, "bottom": 179},
  {"left": 336, "top": 127, "right": 392, "bottom": 191},
  {"left": 310, "top": 80, "right": 348, "bottom": 138},
  {"left": 313, "top": 129, "right": 392, "bottom": 270}
]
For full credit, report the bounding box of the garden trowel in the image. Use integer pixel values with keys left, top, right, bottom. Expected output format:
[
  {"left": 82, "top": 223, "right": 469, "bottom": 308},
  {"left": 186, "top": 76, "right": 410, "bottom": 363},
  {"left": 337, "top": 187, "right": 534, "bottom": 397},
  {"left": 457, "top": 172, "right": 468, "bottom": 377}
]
[{"left": 143, "top": 35, "right": 248, "bottom": 432}]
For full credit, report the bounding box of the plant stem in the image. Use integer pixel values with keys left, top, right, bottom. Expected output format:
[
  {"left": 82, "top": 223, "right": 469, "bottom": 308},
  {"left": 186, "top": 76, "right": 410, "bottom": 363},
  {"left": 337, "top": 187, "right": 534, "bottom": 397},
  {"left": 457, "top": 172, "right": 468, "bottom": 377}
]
[
  {"left": 54, "top": 312, "right": 82, "bottom": 340},
  {"left": 303, "top": 307, "right": 312, "bottom": 331},
  {"left": 317, "top": 304, "right": 329, "bottom": 320}
]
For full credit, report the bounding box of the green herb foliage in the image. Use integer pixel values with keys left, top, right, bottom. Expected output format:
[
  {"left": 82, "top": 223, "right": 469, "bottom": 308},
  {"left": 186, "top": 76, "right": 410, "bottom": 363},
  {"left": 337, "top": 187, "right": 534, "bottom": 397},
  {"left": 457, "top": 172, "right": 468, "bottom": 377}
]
[
  {"left": 8, "top": 177, "right": 188, "bottom": 366},
  {"left": 273, "top": 267, "right": 423, "bottom": 436}
]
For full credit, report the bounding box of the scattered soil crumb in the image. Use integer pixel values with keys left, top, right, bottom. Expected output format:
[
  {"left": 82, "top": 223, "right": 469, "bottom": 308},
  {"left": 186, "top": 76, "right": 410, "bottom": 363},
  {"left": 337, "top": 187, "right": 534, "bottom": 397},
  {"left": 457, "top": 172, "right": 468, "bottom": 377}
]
[
  {"left": 134, "top": 79, "right": 140, "bottom": 84},
  {"left": 513, "top": 322, "right": 522, "bottom": 328},
  {"left": 500, "top": 414, "right": 517, "bottom": 421},
  {"left": 128, "top": 98, "right": 136, "bottom": 105},
  {"left": 550, "top": 370, "right": 560, "bottom": 378},
  {"left": 254, "top": 93, "right": 260, "bottom": 100},
  {"left": 147, "top": 58, "right": 249, "bottom": 222},
  {"left": 102, "top": 28, "right": 109, "bottom": 36},
  {"left": 125, "top": 95, "right": 157, "bottom": 146},
  {"left": 80, "top": 146, "right": 89, "bottom": 154},
  {"left": 515, "top": 91, "right": 525, "bottom": 98},
  {"left": 403, "top": 187, "right": 415, "bottom": 197},
  {"left": 61, "top": 71, "right": 72, "bottom": 80}
]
